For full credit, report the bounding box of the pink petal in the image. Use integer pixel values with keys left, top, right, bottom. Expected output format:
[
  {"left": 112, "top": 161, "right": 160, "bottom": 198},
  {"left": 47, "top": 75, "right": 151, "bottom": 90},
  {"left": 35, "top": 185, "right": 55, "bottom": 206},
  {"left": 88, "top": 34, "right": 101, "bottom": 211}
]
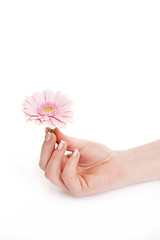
[
  {"left": 59, "top": 110, "right": 73, "bottom": 117},
  {"left": 34, "top": 119, "right": 42, "bottom": 125},
  {"left": 23, "top": 89, "right": 73, "bottom": 128},
  {"left": 55, "top": 94, "right": 67, "bottom": 104},
  {"left": 51, "top": 117, "right": 66, "bottom": 128},
  {"left": 61, "top": 116, "right": 73, "bottom": 123},
  {"left": 33, "top": 92, "right": 45, "bottom": 104},
  {"left": 54, "top": 91, "right": 64, "bottom": 103},
  {"left": 58, "top": 102, "right": 73, "bottom": 112},
  {"left": 23, "top": 106, "right": 38, "bottom": 115},
  {"left": 24, "top": 114, "right": 39, "bottom": 119},
  {"left": 58, "top": 98, "right": 73, "bottom": 106},
  {"left": 48, "top": 119, "right": 56, "bottom": 128},
  {"left": 44, "top": 89, "right": 56, "bottom": 102},
  {"left": 25, "top": 96, "right": 36, "bottom": 106},
  {"left": 23, "top": 99, "right": 37, "bottom": 110}
]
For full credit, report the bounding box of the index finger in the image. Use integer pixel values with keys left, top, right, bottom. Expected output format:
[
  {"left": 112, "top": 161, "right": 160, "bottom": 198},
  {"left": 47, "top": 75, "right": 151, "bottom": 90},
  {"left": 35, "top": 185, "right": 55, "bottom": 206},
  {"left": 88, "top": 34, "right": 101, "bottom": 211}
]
[{"left": 39, "top": 128, "right": 57, "bottom": 170}]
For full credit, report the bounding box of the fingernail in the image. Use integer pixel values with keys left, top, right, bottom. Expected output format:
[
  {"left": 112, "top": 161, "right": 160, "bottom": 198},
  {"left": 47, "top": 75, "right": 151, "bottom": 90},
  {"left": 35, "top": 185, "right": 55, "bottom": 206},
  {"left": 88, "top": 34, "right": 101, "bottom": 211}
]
[
  {"left": 45, "top": 132, "right": 51, "bottom": 142},
  {"left": 72, "top": 149, "right": 78, "bottom": 157},
  {"left": 58, "top": 140, "right": 64, "bottom": 150}
]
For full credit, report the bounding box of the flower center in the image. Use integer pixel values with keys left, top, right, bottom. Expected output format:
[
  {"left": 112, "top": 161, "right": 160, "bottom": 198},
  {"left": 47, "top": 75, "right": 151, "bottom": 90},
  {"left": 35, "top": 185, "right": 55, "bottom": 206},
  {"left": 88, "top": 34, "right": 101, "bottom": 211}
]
[
  {"left": 37, "top": 102, "right": 58, "bottom": 117},
  {"left": 44, "top": 107, "right": 53, "bottom": 112}
]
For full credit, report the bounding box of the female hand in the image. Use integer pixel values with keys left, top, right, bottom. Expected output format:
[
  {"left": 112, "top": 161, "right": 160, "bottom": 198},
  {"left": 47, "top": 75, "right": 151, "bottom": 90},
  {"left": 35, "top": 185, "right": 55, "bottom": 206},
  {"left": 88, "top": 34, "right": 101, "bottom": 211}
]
[
  {"left": 39, "top": 128, "right": 127, "bottom": 196},
  {"left": 39, "top": 128, "right": 160, "bottom": 196}
]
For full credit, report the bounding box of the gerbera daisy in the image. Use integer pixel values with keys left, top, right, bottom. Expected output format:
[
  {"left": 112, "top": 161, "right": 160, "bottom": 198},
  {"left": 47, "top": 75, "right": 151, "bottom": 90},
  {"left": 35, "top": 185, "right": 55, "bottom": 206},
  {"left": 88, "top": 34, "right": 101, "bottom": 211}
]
[{"left": 22, "top": 89, "right": 73, "bottom": 128}]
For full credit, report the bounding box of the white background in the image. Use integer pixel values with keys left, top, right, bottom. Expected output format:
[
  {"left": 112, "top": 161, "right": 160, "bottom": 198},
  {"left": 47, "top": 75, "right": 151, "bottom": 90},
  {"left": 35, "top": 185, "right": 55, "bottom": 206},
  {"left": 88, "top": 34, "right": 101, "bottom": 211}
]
[{"left": 0, "top": 0, "right": 160, "bottom": 239}]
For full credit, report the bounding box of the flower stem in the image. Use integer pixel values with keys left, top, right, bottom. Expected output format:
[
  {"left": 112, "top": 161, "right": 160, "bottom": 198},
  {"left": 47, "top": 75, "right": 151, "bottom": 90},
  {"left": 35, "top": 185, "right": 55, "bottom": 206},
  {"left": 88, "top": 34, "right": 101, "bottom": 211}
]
[{"left": 50, "top": 128, "right": 54, "bottom": 133}]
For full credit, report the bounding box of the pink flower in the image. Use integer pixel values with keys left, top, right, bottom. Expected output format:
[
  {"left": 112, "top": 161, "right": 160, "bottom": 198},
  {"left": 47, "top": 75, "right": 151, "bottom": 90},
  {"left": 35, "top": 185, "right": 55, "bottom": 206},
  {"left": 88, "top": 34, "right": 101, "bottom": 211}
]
[{"left": 22, "top": 89, "right": 73, "bottom": 128}]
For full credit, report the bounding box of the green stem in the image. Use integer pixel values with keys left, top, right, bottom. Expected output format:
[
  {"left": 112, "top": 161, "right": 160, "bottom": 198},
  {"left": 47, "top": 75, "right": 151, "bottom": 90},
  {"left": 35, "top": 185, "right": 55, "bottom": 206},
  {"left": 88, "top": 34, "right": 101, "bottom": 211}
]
[{"left": 50, "top": 128, "right": 54, "bottom": 133}]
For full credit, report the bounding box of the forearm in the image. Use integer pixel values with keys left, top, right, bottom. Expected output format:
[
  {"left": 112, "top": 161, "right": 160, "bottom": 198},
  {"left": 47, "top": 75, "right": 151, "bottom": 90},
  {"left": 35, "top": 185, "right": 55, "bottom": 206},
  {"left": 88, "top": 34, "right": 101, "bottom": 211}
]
[{"left": 120, "top": 140, "right": 160, "bottom": 184}]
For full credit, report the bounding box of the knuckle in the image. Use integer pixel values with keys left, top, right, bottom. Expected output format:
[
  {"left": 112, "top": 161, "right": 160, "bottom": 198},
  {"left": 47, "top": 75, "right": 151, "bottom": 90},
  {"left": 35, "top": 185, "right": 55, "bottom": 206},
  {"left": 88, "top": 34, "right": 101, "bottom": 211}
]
[
  {"left": 50, "top": 162, "right": 61, "bottom": 176},
  {"left": 45, "top": 168, "right": 61, "bottom": 183},
  {"left": 71, "top": 190, "right": 83, "bottom": 197},
  {"left": 51, "top": 170, "right": 60, "bottom": 183},
  {"left": 39, "top": 161, "right": 45, "bottom": 171},
  {"left": 61, "top": 171, "right": 69, "bottom": 182},
  {"left": 51, "top": 178, "right": 59, "bottom": 186},
  {"left": 44, "top": 170, "right": 50, "bottom": 179}
]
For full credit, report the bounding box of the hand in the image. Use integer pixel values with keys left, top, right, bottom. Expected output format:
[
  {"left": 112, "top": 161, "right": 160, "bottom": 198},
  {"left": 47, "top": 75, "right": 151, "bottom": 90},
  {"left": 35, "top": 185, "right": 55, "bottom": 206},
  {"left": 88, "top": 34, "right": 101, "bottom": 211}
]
[
  {"left": 39, "top": 128, "right": 160, "bottom": 197},
  {"left": 39, "top": 127, "right": 127, "bottom": 196}
]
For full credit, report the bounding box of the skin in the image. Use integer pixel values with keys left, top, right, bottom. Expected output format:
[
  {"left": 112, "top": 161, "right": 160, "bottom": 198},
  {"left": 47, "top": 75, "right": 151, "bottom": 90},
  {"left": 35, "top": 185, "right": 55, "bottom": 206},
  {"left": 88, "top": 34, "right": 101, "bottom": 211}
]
[{"left": 39, "top": 127, "right": 160, "bottom": 197}]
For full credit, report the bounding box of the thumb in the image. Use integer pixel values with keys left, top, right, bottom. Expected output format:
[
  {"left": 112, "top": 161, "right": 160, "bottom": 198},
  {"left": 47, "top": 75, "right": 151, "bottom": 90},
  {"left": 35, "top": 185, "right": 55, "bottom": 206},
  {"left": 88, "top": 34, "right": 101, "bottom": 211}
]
[{"left": 53, "top": 127, "right": 87, "bottom": 151}]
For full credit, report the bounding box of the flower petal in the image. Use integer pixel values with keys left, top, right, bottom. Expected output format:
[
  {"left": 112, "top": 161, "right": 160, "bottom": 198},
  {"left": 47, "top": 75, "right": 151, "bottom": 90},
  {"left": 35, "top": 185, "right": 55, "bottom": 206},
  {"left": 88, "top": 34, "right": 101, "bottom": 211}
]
[
  {"left": 44, "top": 89, "right": 56, "bottom": 102},
  {"left": 25, "top": 96, "right": 36, "bottom": 106},
  {"left": 23, "top": 89, "right": 73, "bottom": 128},
  {"left": 33, "top": 92, "right": 45, "bottom": 104},
  {"left": 23, "top": 105, "right": 38, "bottom": 115},
  {"left": 51, "top": 117, "right": 66, "bottom": 128}
]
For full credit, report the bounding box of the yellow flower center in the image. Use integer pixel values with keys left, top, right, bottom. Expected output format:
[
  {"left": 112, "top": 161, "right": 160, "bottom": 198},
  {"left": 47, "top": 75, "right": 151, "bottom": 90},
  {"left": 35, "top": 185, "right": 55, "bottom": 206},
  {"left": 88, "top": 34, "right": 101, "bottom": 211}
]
[{"left": 44, "top": 107, "right": 53, "bottom": 112}]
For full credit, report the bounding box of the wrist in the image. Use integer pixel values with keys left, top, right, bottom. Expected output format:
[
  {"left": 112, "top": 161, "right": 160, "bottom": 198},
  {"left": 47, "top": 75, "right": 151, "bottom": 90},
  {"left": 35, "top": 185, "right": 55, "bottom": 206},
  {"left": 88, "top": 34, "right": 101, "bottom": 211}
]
[{"left": 115, "top": 140, "right": 160, "bottom": 185}]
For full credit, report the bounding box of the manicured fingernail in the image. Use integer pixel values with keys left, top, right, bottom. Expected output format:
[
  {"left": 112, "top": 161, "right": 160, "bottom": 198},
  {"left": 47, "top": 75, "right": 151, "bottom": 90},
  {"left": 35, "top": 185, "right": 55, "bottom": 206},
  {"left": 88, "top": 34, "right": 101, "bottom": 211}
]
[
  {"left": 45, "top": 132, "right": 51, "bottom": 142},
  {"left": 72, "top": 149, "right": 78, "bottom": 157},
  {"left": 58, "top": 140, "right": 64, "bottom": 150}
]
